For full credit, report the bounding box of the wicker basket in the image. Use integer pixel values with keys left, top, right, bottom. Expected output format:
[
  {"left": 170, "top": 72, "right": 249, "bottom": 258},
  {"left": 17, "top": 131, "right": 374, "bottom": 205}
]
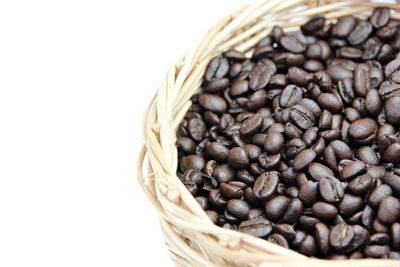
[{"left": 138, "top": 0, "right": 400, "bottom": 266}]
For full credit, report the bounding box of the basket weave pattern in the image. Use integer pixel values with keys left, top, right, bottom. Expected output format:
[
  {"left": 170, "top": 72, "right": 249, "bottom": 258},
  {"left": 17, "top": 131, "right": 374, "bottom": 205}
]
[{"left": 138, "top": 0, "right": 400, "bottom": 266}]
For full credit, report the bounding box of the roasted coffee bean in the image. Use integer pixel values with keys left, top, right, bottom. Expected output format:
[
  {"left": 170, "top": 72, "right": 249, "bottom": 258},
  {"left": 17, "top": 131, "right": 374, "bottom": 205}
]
[
  {"left": 319, "top": 177, "right": 344, "bottom": 204},
  {"left": 240, "top": 114, "right": 263, "bottom": 136},
  {"left": 348, "top": 118, "right": 377, "bottom": 144},
  {"left": 340, "top": 161, "right": 366, "bottom": 181},
  {"left": 290, "top": 104, "right": 315, "bottom": 131},
  {"left": 227, "top": 199, "right": 251, "bottom": 220},
  {"left": 303, "top": 127, "right": 318, "bottom": 147},
  {"left": 248, "top": 208, "right": 266, "bottom": 220},
  {"left": 345, "top": 225, "right": 370, "bottom": 253},
  {"left": 199, "top": 94, "right": 227, "bottom": 114},
  {"left": 299, "top": 235, "right": 317, "bottom": 256},
  {"left": 177, "top": 137, "right": 196, "bottom": 155},
  {"left": 220, "top": 183, "right": 243, "bottom": 199},
  {"left": 282, "top": 198, "right": 303, "bottom": 224},
  {"left": 369, "top": 184, "right": 393, "bottom": 208},
  {"left": 308, "top": 163, "right": 334, "bottom": 181},
  {"left": 286, "top": 138, "right": 306, "bottom": 159},
  {"left": 392, "top": 223, "right": 400, "bottom": 250},
  {"left": 249, "top": 65, "right": 271, "bottom": 90},
  {"left": 333, "top": 16, "right": 356, "bottom": 38},
  {"left": 258, "top": 152, "right": 281, "bottom": 170},
  {"left": 348, "top": 20, "right": 373, "bottom": 45},
  {"left": 238, "top": 218, "right": 273, "bottom": 238},
  {"left": 370, "top": 233, "right": 391, "bottom": 245},
  {"left": 294, "top": 149, "right": 316, "bottom": 171},
  {"left": 330, "top": 223, "right": 354, "bottom": 251},
  {"left": 284, "top": 122, "right": 302, "bottom": 139},
  {"left": 356, "top": 146, "right": 380, "bottom": 165},
  {"left": 274, "top": 223, "right": 296, "bottom": 241},
  {"left": 205, "top": 55, "right": 229, "bottom": 82},
  {"left": 339, "top": 194, "right": 363, "bottom": 217},
  {"left": 280, "top": 33, "right": 307, "bottom": 53},
  {"left": 180, "top": 155, "right": 205, "bottom": 172},
  {"left": 209, "top": 189, "right": 227, "bottom": 210},
  {"left": 195, "top": 196, "right": 209, "bottom": 210},
  {"left": 373, "top": 218, "right": 389, "bottom": 233},
  {"left": 228, "top": 147, "right": 249, "bottom": 169},
  {"left": 213, "top": 164, "right": 235, "bottom": 184},
  {"left": 264, "top": 131, "right": 284, "bottom": 154},
  {"left": 377, "top": 196, "right": 400, "bottom": 225},
  {"left": 288, "top": 67, "right": 313, "bottom": 86},
  {"left": 349, "top": 174, "right": 373, "bottom": 195},
  {"left": 302, "top": 15, "right": 326, "bottom": 34},
  {"left": 364, "top": 245, "right": 390, "bottom": 258},
  {"left": 312, "top": 202, "right": 338, "bottom": 221},
  {"left": 318, "top": 93, "right": 343, "bottom": 113},
  {"left": 253, "top": 171, "right": 279, "bottom": 201},
  {"left": 247, "top": 89, "right": 267, "bottom": 111},
  {"left": 299, "top": 216, "right": 322, "bottom": 232},
  {"left": 265, "top": 195, "right": 290, "bottom": 222},
  {"left": 267, "top": 233, "right": 289, "bottom": 248},
  {"left": 206, "top": 142, "right": 229, "bottom": 162},
  {"left": 230, "top": 80, "right": 249, "bottom": 97},
  {"left": 383, "top": 143, "right": 400, "bottom": 164},
  {"left": 354, "top": 64, "right": 370, "bottom": 97},
  {"left": 384, "top": 95, "right": 400, "bottom": 125},
  {"left": 382, "top": 172, "right": 400, "bottom": 195},
  {"left": 205, "top": 210, "right": 219, "bottom": 224},
  {"left": 370, "top": 7, "right": 390, "bottom": 29},
  {"left": 299, "top": 181, "right": 319, "bottom": 206},
  {"left": 280, "top": 84, "right": 302, "bottom": 108},
  {"left": 315, "top": 223, "right": 330, "bottom": 255},
  {"left": 329, "top": 140, "right": 352, "bottom": 161}
]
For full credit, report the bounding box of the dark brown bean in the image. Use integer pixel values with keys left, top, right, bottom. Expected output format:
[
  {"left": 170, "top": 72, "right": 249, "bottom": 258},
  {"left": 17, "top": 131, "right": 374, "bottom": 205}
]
[{"left": 238, "top": 218, "right": 273, "bottom": 238}]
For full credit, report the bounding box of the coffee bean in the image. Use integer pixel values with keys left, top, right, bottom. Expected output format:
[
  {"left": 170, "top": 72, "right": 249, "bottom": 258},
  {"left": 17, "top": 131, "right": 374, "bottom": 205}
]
[
  {"left": 298, "top": 180, "right": 319, "bottom": 207},
  {"left": 265, "top": 195, "right": 290, "bottom": 222},
  {"left": 382, "top": 172, "right": 400, "bottom": 195},
  {"left": 317, "top": 93, "right": 343, "bottom": 113},
  {"left": 253, "top": 171, "right": 279, "bottom": 201},
  {"left": 240, "top": 114, "right": 263, "bottom": 136},
  {"left": 354, "top": 64, "right": 370, "bottom": 97},
  {"left": 264, "top": 131, "right": 284, "bottom": 154},
  {"left": 302, "top": 15, "right": 326, "bottom": 34},
  {"left": 364, "top": 245, "right": 390, "bottom": 258},
  {"left": 340, "top": 160, "right": 366, "bottom": 181},
  {"left": 238, "top": 218, "right": 273, "bottom": 238},
  {"left": 281, "top": 198, "right": 302, "bottom": 224},
  {"left": 247, "top": 89, "right": 267, "bottom": 111},
  {"left": 348, "top": 20, "right": 373, "bottom": 45},
  {"left": 348, "top": 118, "right": 377, "bottom": 143},
  {"left": 299, "top": 235, "right": 317, "bottom": 256},
  {"left": 349, "top": 173, "right": 373, "bottom": 195},
  {"left": 339, "top": 194, "right": 363, "bottom": 217},
  {"left": 227, "top": 147, "right": 249, "bottom": 169},
  {"left": 344, "top": 225, "right": 370, "bottom": 253},
  {"left": 383, "top": 143, "right": 400, "bottom": 164},
  {"left": 220, "top": 183, "right": 243, "bottom": 199},
  {"left": 312, "top": 202, "right": 338, "bottom": 221},
  {"left": 280, "top": 33, "right": 307, "bottom": 53},
  {"left": 249, "top": 65, "right": 271, "bottom": 90},
  {"left": 213, "top": 164, "right": 235, "bottom": 184},
  {"left": 294, "top": 149, "right": 316, "bottom": 171},
  {"left": 227, "top": 199, "right": 251, "bottom": 220},
  {"left": 370, "top": 7, "right": 390, "bottom": 29},
  {"left": 333, "top": 16, "right": 356, "bottom": 38},
  {"left": 308, "top": 163, "right": 334, "bottom": 181},
  {"left": 274, "top": 223, "right": 296, "bottom": 241},
  {"left": 205, "top": 55, "right": 229, "bottom": 82},
  {"left": 330, "top": 223, "right": 354, "bottom": 251},
  {"left": 377, "top": 196, "right": 400, "bottom": 225},
  {"left": 267, "top": 233, "right": 289, "bottom": 248},
  {"left": 369, "top": 184, "right": 393, "bottom": 208},
  {"left": 177, "top": 137, "right": 196, "bottom": 155},
  {"left": 315, "top": 223, "right": 330, "bottom": 255},
  {"left": 384, "top": 95, "right": 400, "bottom": 125},
  {"left": 319, "top": 177, "right": 344, "bottom": 204},
  {"left": 248, "top": 208, "right": 266, "bottom": 220},
  {"left": 392, "top": 223, "right": 400, "bottom": 250},
  {"left": 370, "top": 233, "right": 391, "bottom": 245}
]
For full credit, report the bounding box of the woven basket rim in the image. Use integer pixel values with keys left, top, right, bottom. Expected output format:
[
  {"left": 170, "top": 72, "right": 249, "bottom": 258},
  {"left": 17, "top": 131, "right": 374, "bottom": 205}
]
[{"left": 138, "top": 0, "right": 400, "bottom": 266}]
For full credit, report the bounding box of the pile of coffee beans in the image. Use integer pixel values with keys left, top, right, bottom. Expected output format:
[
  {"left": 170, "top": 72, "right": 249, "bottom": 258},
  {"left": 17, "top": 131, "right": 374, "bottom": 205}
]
[{"left": 176, "top": 7, "right": 400, "bottom": 259}]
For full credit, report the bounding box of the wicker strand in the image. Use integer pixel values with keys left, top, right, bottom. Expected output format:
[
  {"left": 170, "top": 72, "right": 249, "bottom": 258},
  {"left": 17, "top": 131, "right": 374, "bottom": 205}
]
[{"left": 138, "top": 0, "right": 400, "bottom": 266}]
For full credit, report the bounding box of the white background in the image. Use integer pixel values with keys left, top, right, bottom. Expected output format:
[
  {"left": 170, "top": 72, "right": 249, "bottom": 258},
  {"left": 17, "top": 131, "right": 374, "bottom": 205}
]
[{"left": 0, "top": 0, "right": 254, "bottom": 266}]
